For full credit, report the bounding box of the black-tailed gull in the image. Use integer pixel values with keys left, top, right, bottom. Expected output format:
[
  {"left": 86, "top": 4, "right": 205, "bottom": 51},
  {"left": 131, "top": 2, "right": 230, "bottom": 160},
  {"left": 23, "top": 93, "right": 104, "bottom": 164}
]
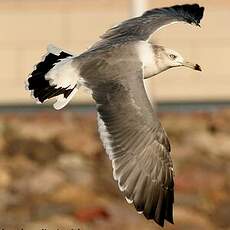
[{"left": 25, "top": 4, "right": 204, "bottom": 227}]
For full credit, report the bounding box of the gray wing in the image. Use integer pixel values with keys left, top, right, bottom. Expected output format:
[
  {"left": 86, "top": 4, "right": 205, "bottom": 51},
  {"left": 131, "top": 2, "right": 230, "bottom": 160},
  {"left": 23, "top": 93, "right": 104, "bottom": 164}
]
[
  {"left": 101, "top": 4, "right": 204, "bottom": 41},
  {"left": 85, "top": 58, "right": 174, "bottom": 227}
]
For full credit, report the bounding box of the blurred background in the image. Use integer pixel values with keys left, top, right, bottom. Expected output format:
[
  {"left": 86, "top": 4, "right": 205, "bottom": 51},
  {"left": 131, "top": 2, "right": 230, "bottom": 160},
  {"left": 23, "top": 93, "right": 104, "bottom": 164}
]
[{"left": 0, "top": 0, "right": 229, "bottom": 229}]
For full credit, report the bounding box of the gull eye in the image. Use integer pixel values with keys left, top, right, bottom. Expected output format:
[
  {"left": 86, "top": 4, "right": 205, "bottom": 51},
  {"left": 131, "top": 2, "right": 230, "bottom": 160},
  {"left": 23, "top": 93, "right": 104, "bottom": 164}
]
[{"left": 169, "top": 54, "right": 177, "bottom": 60}]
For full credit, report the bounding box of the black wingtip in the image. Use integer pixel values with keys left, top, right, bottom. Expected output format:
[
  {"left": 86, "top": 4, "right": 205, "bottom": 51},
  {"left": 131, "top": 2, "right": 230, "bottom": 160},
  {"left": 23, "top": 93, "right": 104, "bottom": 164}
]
[
  {"left": 165, "top": 213, "right": 174, "bottom": 225},
  {"left": 197, "top": 6, "right": 205, "bottom": 24},
  {"left": 155, "top": 220, "right": 165, "bottom": 228},
  {"left": 141, "top": 188, "right": 174, "bottom": 228},
  {"left": 166, "top": 218, "right": 174, "bottom": 225},
  {"left": 173, "top": 4, "right": 205, "bottom": 27},
  {"left": 195, "top": 64, "right": 202, "bottom": 71},
  {"left": 189, "top": 4, "right": 205, "bottom": 26}
]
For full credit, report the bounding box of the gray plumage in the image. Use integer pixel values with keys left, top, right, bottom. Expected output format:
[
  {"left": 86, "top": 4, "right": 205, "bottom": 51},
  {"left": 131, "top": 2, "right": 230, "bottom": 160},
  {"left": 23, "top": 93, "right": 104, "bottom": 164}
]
[
  {"left": 101, "top": 4, "right": 204, "bottom": 42},
  {"left": 25, "top": 4, "right": 204, "bottom": 227},
  {"left": 79, "top": 45, "right": 174, "bottom": 226}
]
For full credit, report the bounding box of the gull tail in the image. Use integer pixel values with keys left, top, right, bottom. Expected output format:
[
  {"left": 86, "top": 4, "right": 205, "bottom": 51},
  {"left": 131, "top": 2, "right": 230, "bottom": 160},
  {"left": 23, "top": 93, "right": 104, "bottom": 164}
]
[{"left": 25, "top": 44, "right": 81, "bottom": 110}]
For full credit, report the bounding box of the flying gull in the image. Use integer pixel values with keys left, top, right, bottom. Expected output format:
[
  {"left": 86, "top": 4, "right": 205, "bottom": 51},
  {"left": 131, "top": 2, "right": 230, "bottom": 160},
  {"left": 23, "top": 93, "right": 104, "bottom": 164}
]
[{"left": 25, "top": 4, "right": 204, "bottom": 227}]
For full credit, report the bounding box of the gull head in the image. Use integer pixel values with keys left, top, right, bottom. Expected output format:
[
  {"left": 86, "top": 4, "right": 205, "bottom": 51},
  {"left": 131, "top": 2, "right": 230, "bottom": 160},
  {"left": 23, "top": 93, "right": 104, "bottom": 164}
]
[
  {"left": 140, "top": 44, "right": 201, "bottom": 79},
  {"left": 163, "top": 48, "right": 202, "bottom": 72}
]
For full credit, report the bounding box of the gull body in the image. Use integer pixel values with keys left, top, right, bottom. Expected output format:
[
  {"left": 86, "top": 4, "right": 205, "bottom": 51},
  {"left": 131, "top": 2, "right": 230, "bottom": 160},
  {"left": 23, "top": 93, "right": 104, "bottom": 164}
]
[{"left": 25, "top": 4, "right": 204, "bottom": 227}]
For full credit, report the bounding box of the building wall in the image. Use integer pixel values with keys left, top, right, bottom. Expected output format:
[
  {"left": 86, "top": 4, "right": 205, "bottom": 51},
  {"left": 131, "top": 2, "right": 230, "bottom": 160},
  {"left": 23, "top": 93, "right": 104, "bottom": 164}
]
[
  {"left": 0, "top": 0, "right": 229, "bottom": 105},
  {"left": 148, "top": 0, "right": 230, "bottom": 102}
]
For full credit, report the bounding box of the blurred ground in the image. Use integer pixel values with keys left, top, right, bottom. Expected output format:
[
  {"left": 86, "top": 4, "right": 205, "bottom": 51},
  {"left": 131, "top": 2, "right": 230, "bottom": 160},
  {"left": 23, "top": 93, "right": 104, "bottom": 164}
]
[{"left": 0, "top": 110, "right": 229, "bottom": 230}]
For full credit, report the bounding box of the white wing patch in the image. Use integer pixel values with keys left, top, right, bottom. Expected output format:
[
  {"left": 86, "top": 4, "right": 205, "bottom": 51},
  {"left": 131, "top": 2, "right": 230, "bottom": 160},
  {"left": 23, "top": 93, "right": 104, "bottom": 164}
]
[
  {"left": 44, "top": 57, "right": 84, "bottom": 110},
  {"left": 45, "top": 56, "right": 84, "bottom": 110},
  {"left": 97, "top": 113, "right": 132, "bottom": 201},
  {"left": 53, "top": 87, "right": 78, "bottom": 110},
  {"left": 97, "top": 112, "right": 114, "bottom": 159},
  {"left": 47, "top": 44, "right": 77, "bottom": 56},
  {"left": 47, "top": 44, "right": 63, "bottom": 56},
  {"left": 45, "top": 57, "right": 80, "bottom": 89}
]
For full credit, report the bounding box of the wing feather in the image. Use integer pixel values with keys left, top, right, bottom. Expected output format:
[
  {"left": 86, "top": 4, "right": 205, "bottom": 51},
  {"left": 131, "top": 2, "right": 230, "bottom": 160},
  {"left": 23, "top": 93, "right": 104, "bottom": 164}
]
[
  {"left": 101, "top": 4, "right": 204, "bottom": 41},
  {"left": 85, "top": 58, "right": 174, "bottom": 226}
]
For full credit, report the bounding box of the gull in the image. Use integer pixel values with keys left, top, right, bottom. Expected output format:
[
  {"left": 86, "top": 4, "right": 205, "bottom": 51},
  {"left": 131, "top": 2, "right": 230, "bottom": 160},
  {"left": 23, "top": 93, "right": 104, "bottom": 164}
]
[{"left": 25, "top": 4, "right": 204, "bottom": 227}]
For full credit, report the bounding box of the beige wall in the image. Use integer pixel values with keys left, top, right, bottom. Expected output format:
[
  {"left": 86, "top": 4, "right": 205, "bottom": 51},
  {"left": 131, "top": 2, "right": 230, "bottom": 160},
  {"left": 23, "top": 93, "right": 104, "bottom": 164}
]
[
  {"left": 149, "top": 0, "right": 230, "bottom": 102},
  {"left": 0, "top": 0, "right": 229, "bottom": 105}
]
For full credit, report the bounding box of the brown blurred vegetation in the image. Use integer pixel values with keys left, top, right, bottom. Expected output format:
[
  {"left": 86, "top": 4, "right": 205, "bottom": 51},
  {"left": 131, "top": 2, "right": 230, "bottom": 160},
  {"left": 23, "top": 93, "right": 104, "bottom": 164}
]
[{"left": 0, "top": 110, "right": 229, "bottom": 229}]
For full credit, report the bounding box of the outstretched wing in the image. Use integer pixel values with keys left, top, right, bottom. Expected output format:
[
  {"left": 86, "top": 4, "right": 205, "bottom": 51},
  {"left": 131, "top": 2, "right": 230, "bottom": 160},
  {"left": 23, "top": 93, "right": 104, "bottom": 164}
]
[
  {"left": 101, "top": 4, "right": 204, "bottom": 41},
  {"left": 85, "top": 58, "right": 174, "bottom": 227}
]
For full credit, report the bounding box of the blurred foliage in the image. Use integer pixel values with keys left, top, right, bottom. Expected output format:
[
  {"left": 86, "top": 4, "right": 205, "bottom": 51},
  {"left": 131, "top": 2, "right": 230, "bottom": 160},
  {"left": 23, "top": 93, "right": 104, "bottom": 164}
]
[{"left": 0, "top": 110, "right": 229, "bottom": 229}]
